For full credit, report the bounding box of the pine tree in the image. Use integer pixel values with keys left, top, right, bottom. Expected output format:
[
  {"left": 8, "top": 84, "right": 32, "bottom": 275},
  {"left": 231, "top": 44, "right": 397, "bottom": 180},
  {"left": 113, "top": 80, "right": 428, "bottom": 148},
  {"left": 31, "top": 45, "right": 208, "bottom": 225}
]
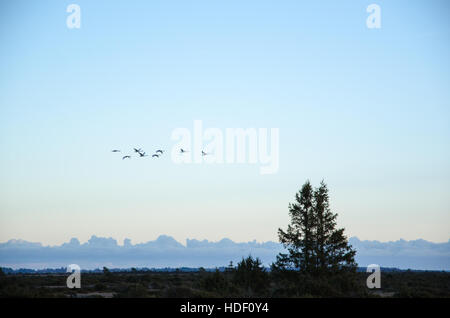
[
  {"left": 313, "top": 181, "right": 357, "bottom": 273},
  {"left": 273, "top": 180, "right": 357, "bottom": 275},
  {"left": 274, "top": 180, "right": 315, "bottom": 272},
  {"left": 234, "top": 256, "right": 268, "bottom": 295}
]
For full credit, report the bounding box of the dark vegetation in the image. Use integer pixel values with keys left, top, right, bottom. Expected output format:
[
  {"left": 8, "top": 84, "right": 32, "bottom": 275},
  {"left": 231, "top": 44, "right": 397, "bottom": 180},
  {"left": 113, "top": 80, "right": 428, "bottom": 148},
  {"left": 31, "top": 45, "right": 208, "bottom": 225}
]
[
  {"left": 1, "top": 181, "right": 448, "bottom": 298},
  {"left": 0, "top": 266, "right": 449, "bottom": 298}
]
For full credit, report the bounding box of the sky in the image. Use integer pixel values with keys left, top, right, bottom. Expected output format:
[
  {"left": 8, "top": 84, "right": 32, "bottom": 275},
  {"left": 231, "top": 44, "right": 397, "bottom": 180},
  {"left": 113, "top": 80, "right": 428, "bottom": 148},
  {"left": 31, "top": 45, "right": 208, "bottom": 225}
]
[{"left": 0, "top": 0, "right": 449, "bottom": 246}]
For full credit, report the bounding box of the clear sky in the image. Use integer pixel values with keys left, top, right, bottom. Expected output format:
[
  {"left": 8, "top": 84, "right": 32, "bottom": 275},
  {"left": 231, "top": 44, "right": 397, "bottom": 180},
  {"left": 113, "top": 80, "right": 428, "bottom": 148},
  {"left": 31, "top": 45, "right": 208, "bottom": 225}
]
[{"left": 0, "top": 0, "right": 449, "bottom": 246}]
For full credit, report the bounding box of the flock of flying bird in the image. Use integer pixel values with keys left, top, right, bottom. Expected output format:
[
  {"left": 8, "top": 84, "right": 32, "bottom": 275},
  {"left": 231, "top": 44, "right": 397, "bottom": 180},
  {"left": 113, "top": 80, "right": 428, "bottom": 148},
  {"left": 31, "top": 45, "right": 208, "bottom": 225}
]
[{"left": 111, "top": 147, "right": 208, "bottom": 160}]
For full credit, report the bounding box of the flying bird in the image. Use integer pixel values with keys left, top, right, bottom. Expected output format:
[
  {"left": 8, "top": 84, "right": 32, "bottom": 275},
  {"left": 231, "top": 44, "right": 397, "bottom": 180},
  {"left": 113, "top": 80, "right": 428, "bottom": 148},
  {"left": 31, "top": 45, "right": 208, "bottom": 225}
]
[
  {"left": 201, "top": 151, "right": 208, "bottom": 156},
  {"left": 152, "top": 154, "right": 160, "bottom": 158},
  {"left": 111, "top": 150, "right": 121, "bottom": 152},
  {"left": 134, "top": 148, "right": 143, "bottom": 154},
  {"left": 180, "top": 148, "right": 189, "bottom": 153},
  {"left": 122, "top": 155, "right": 131, "bottom": 160},
  {"left": 138, "top": 152, "right": 148, "bottom": 157},
  {"left": 156, "top": 150, "right": 164, "bottom": 155}
]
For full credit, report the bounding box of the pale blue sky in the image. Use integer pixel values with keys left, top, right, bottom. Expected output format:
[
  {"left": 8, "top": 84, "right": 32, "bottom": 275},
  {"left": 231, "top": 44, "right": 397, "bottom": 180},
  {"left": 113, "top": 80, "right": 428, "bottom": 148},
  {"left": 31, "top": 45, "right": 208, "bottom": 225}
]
[{"left": 0, "top": 0, "right": 449, "bottom": 245}]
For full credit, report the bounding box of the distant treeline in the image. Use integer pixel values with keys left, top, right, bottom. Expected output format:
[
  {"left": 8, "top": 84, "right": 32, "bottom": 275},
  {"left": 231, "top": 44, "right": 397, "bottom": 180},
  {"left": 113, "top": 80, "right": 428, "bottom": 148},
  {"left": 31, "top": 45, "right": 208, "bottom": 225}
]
[{"left": 2, "top": 266, "right": 444, "bottom": 275}]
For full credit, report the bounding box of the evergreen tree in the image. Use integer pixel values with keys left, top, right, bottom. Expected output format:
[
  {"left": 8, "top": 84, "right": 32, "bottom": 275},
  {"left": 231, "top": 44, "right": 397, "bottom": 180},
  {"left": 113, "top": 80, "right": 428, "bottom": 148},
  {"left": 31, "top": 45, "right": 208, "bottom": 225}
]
[
  {"left": 274, "top": 180, "right": 356, "bottom": 275},
  {"left": 274, "top": 180, "right": 315, "bottom": 272},
  {"left": 313, "top": 181, "right": 357, "bottom": 273},
  {"left": 234, "top": 256, "right": 268, "bottom": 294}
]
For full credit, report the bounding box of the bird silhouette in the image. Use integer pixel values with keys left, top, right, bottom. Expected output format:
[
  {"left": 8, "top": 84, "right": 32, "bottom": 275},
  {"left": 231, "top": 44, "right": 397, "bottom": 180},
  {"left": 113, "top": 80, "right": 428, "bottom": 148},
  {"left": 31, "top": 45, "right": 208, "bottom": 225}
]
[
  {"left": 122, "top": 155, "right": 131, "bottom": 160},
  {"left": 156, "top": 150, "right": 164, "bottom": 155},
  {"left": 138, "top": 152, "right": 148, "bottom": 157},
  {"left": 201, "top": 150, "right": 208, "bottom": 156},
  {"left": 152, "top": 154, "right": 160, "bottom": 158},
  {"left": 133, "top": 148, "right": 143, "bottom": 154},
  {"left": 111, "top": 150, "right": 121, "bottom": 152},
  {"left": 180, "top": 148, "right": 189, "bottom": 153}
]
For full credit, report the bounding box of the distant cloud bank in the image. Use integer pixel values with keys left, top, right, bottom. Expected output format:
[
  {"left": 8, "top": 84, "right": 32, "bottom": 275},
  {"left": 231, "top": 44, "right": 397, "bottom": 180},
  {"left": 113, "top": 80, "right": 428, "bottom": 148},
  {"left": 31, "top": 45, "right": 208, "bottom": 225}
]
[{"left": 0, "top": 235, "right": 448, "bottom": 270}]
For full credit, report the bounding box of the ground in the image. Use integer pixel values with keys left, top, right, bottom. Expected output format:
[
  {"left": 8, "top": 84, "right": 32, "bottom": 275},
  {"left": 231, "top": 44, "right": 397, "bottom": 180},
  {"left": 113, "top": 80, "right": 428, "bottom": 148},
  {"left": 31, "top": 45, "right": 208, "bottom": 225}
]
[{"left": 0, "top": 270, "right": 449, "bottom": 298}]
